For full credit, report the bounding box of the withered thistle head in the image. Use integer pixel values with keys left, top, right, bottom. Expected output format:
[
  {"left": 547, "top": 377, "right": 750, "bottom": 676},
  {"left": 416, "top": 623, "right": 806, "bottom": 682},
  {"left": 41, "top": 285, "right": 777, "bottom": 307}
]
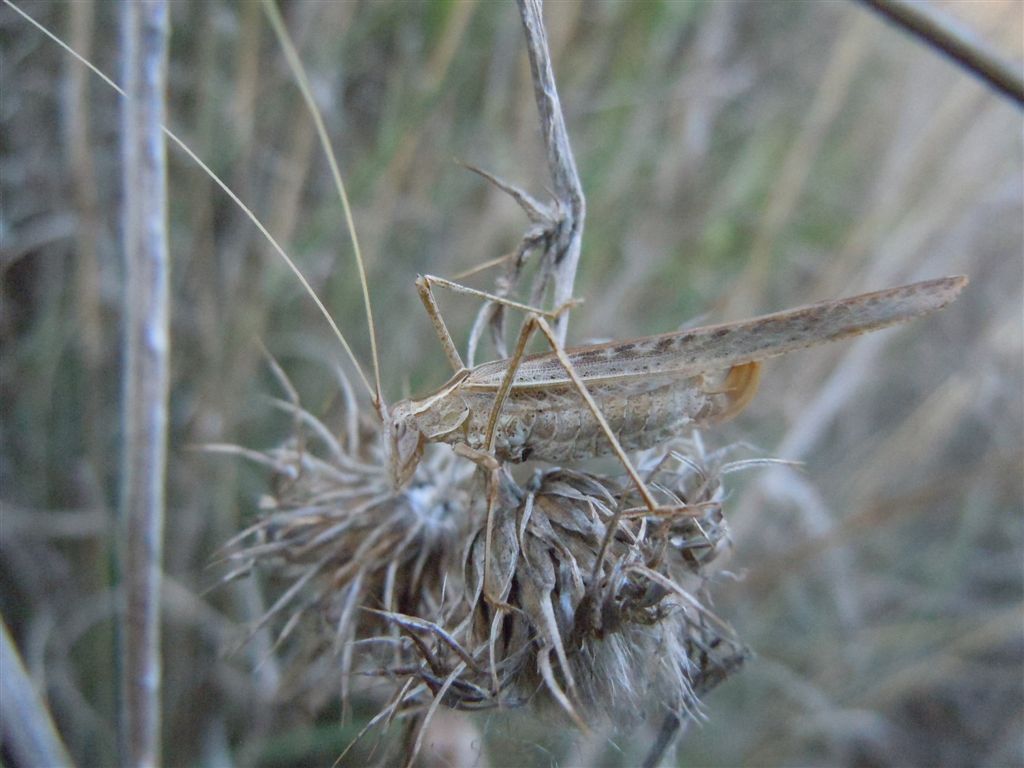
[{"left": 226, "top": 378, "right": 750, "bottom": 739}]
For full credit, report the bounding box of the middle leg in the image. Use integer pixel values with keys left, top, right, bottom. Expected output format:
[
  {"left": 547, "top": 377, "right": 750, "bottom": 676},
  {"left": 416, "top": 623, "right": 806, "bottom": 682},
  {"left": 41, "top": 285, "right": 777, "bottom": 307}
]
[{"left": 415, "top": 273, "right": 581, "bottom": 373}]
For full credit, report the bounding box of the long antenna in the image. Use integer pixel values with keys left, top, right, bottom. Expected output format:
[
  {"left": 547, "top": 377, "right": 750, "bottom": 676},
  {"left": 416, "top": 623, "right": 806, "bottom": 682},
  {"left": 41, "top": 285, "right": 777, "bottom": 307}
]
[
  {"left": 262, "top": 0, "right": 386, "bottom": 416},
  {"left": 4, "top": 0, "right": 377, "bottom": 403}
]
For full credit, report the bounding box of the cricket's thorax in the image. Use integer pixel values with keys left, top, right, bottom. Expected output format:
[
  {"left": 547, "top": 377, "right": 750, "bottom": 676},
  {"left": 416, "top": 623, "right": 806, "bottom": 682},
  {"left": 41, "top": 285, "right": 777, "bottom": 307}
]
[{"left": 408, "top": 368, "right": 749, "bottom": 464}]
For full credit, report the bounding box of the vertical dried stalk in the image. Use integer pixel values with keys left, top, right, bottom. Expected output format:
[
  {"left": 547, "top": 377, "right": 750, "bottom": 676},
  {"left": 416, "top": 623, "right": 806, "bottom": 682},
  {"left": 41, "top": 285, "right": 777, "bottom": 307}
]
[
  {"left": 516, "top": 0, "right": 585, "bottom": 345},
  {"left": 119, "top": 2, "right": 170, "bottom": 766},
  {"left": 0, "top": 616, "right": 73, "bottom": 768}
]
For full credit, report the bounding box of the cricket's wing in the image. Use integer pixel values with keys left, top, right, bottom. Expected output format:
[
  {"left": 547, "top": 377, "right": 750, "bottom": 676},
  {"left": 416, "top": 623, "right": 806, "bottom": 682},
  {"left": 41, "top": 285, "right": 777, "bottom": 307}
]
[{"left": 463, "top": 276, "right": 968, "bottom": 389}]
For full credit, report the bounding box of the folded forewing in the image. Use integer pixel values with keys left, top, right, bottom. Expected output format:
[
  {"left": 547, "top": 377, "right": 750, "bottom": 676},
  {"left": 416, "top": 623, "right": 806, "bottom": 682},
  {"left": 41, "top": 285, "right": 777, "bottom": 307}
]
[{"left": 463, "top": 276, "right": 967, "bottom": 390}]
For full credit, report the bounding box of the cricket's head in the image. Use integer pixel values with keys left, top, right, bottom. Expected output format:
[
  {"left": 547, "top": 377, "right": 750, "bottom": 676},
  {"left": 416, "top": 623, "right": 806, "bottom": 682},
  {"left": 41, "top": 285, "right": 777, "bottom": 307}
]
[{"left": 384, "top": 399, "right": 426, "bottom": 490}]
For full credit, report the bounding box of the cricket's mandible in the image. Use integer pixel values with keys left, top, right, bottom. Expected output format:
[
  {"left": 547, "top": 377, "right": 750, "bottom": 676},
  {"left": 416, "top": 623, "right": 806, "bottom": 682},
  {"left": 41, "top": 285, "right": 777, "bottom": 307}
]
[{"left": 385, "top": 275, "right": 967, "bottom": 489}]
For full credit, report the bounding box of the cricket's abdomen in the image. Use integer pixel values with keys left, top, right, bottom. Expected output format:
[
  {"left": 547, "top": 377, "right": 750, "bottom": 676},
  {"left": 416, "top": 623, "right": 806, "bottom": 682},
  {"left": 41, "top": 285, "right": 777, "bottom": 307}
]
[{"left": 450, "top": 369, "right": 745, "bottom": 463}]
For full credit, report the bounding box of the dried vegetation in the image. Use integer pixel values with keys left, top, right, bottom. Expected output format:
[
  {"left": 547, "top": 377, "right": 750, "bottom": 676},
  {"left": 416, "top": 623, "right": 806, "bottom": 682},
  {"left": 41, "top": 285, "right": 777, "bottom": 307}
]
[{"left": 1, "top": 1, "right": 1022, "bottom": 766}]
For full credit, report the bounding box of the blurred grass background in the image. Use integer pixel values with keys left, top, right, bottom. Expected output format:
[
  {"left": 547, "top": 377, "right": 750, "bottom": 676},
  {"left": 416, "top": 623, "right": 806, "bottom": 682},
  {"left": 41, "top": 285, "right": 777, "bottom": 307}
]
[{"left": 2, "top": 1, "right": 1021, "bottom": 765}]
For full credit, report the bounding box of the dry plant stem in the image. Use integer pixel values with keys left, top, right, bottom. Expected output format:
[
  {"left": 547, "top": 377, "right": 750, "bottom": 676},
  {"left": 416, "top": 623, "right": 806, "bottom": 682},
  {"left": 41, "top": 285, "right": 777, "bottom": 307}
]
[
  {"left": 642, "top": 712, "right": 683, "bottom": 768},
  {"left": 118, "top": 2, "right": 170, "bottom": 765},
  {"left": 858, "top": 0, "right": 1024, "bottom": 106},
  {"left": 516, "top": 0, "right": 586, "bottom": 345},
  {"left": 0, "top": 616, "right": 74, "bottom": 768}
]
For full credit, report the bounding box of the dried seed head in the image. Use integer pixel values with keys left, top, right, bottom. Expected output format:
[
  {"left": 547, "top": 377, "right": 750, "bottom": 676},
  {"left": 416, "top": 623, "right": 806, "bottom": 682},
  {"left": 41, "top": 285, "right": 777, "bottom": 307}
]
[
  {"left": 222, "top": 386, "right": 475, "bottom": 708},
  {"left": 452, "top": 440, "right": 746, "bottom": 726},
  {"left": 228, "top": 371, "right": 751, "bottom": 740}
]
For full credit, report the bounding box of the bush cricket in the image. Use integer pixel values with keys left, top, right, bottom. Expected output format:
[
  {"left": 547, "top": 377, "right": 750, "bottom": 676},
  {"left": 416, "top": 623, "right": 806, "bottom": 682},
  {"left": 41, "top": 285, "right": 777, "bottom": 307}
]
[
  {"left": 387, "top": 273, "right": 967, "bottom": 514},
  {"left": 9, "top": 0, "right": 969, "bottom": 520}
]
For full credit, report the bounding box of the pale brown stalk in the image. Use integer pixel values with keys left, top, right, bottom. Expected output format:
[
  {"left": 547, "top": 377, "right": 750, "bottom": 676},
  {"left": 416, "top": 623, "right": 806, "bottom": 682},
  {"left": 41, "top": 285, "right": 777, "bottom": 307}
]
[
  {"left": 859, "top": 0, "right": 1024, "bottom": 106},
  {"left": 118, "top": 1, "right": 170, "bottom": 764},
  {"left": 0, "top": 616, "right": 74, "bottom": 768}
]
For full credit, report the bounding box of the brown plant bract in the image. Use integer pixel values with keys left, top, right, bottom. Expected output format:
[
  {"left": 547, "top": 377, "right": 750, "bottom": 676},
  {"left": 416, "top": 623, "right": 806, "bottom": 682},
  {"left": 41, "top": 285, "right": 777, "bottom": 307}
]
[{"left": 226, "top": 390, "right": 751, "bottom": 739}]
